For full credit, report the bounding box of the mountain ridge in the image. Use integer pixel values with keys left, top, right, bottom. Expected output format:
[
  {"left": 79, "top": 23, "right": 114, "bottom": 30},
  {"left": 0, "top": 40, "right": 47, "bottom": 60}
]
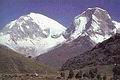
[
  {"left": 0, "top": 7, "right": 120, "bottom": 69},
  {"left": 37, "top": 7, "right": 120, "bottom": 69}
]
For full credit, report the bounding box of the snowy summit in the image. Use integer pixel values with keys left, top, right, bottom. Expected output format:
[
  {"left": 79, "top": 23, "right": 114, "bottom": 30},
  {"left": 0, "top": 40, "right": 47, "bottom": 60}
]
[
  {"left": 0, "top": 13, "right": 66, "bottom": 57},
  {"left": 67, "top": 7, "right": 119, "bottom": 43}
]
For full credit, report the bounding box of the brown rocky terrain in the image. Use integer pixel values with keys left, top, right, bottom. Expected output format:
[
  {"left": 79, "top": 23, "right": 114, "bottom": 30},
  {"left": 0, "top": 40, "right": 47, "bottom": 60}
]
[{"left": 61, "top": 33, "right": 120, "bottom": 70}]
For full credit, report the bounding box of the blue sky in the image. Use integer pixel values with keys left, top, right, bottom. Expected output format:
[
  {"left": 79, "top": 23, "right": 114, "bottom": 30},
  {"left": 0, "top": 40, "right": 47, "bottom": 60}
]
[{"left": 0, "top": 0, "right": 120, "bottom": 29}]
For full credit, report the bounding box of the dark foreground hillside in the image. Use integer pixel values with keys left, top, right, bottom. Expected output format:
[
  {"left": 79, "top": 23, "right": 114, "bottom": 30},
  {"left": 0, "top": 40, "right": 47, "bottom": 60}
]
[
  {"left": 58, "top": 34, "right": 120, "bottom": 80},
  {"left": 0, "top": 44, "right": 55, "bottom": 74},
  {"left": 62, "top": 33, "right": 120, "bottom": 70},
  {"left": 0, "top": 44, "right": 58, "bottom": 80}
]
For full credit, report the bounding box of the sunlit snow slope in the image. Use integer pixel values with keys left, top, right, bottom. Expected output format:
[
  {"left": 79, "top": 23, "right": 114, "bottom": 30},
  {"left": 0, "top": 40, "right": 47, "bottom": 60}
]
[{"left": 0, "top": 13, "right": 66, "bottom": 57}]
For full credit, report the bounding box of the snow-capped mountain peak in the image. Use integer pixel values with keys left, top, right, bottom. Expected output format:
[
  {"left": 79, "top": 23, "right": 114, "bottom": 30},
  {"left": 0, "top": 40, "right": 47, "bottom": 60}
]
[
  {"left": 68, "top": 7, "right": 117, "bottom": 43},
  {"left": 0, "top": 12, "right": 66, "bottom": 57},
  {"left": 5, "top": 13, "right": 66, "bottom": 37}
]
